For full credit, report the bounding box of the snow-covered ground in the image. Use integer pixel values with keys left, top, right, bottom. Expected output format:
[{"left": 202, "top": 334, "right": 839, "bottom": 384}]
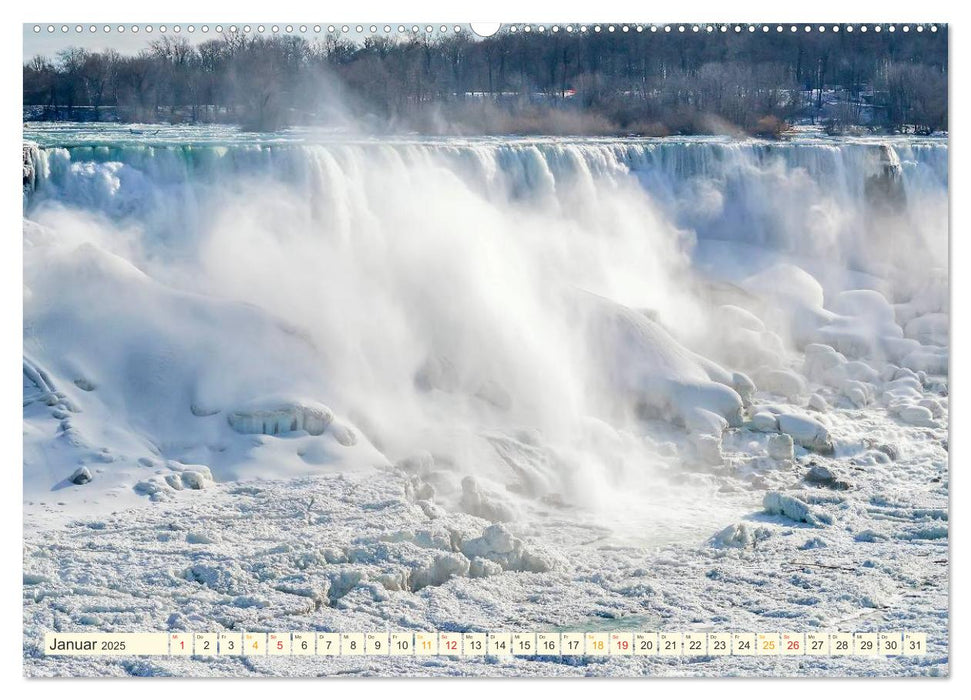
[
  {"left": 22, "top": 126, "right": 949, "bottom": 677},
  {"left": 23, "top": 381, "right": 949, "bottom": 677}
]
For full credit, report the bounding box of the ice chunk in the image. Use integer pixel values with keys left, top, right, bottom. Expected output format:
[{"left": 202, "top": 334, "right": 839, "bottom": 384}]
[
  {"left": 459, "top": 524, "right": 553, "bottom": 573},
  {"left": 683, "top": 407, "right": 728, "bottom": 437},
  {"left": 763, "top": 491, "right": 831, "bottom": 527},
  {"left": 731, "top": 372, "right": 756, "bottom": 405},
  {"left": 710, "top": 522, "right": 771, "bottom": 549},
  {"left": 894, "top": 404, "right": 937, "bottom": 427},
  {"left": 185, "top": 562, "right": 249, "bottom": 595},
  {"left": 408, "top": 552, "right": 470, "bottom": 591},
  {"left": 186, "top": 531, "right": 221, "bottom": 544},
  {"left": 777, "top": 413, "right": 833, "bottom": 454},
  {"left": 919, "top": 398, "right": 944, "bottom": 418},
  {"left": 707, "top": 305, "right": 784, "bottom": 370},
  {"left": 843, "top": 360, "right": 880, "bottom": 384},
  {"left": 73, "top": 377, "right": 97, "bottom": 392},
  {"left": 328, "top": 420, "right": 358, "bottom": 447},
  {"left": 766, "top": 433, "right": 794, "bottom": 461},
  {"left": 180, "top": 471, "right": 209, "bottom": 490},
  {"left": 468, "top": 557, "right": 503, "bottom": 578},
  {"left": 841, "top": 379, "right": 871, "bottom": 408},
  {"left": 751, "top": 411, "right": 779, "bottom": 432},
  {"left": 227, "top": 398, "right": 334, "bottom": 436}
]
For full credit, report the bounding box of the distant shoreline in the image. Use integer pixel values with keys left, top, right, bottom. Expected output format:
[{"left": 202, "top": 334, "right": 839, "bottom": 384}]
[{"left": 23, "top": 117, "right": 947, "bottom": 144}]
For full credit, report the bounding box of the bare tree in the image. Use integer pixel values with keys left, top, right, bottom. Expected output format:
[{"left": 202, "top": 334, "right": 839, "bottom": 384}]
[{"left": 23, "top": 26, "right": 948, "bottom": 135}]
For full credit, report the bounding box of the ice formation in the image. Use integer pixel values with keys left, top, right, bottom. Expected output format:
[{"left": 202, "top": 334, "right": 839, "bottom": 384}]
[
  {"left": 21, "top": 126, "right": 949, "bottom": 676},
  {"left": 22, "top": 129, "right": 948, "bottom": 517}
]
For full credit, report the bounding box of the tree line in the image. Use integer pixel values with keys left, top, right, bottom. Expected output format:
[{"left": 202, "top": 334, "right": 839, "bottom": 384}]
[{"left": 23, "top": 26, "right": 948, "bottom": 136}]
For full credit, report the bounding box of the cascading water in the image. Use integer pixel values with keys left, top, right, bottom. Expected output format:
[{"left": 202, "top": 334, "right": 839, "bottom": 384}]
[
  {"left": 23, "top": 129, "right": 948, "bottom": 287},
  {"left": 22, "top": 124, "right": 949, "bottom": 536}
]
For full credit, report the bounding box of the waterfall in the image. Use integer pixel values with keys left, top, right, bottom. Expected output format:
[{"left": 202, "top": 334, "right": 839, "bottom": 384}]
[
  {"left": 22, "top": 126, "right": 949, "bottom": 511},
  {"left": 23, "top": 135, "right": 948, "bottom": 269}
]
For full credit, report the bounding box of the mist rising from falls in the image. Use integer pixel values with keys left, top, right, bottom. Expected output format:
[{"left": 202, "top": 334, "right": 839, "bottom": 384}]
[{"left": 22, "top": 132, "right": 949, "bottom": 519}]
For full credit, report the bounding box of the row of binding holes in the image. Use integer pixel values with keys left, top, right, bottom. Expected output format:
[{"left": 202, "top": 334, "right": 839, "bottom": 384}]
[
  {"left": 31, "top": 24, "right": 943, "bottom": 34},
  {"left": 509, "top": 24, "right": 939, "bottom": 33},
  {"left": 32, "top": 24, "right": 465, "bottom": 34}
]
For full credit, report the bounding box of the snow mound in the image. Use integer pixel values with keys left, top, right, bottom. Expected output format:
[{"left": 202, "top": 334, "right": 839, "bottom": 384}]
[
  {"left": 777, "top": 413, "right": 834, "bottom": 454},
  {"left": 459, "top": 524, "right": 554, "bottom": 573},
  {"left": 742, "top": 264, "right": 825, "bottom": 309},
  {"left": 23, "top": 228, "right": 385, "bottom": 505},
  {"left": 227, "top": 398, "right": 335, "bottom": 437},
  {"left": 737, "top": 264, "right": 947, "bottom": 378},
  {"left": 755, "top": 368, "right": 807, "bottom": 401},
  {"left": 749, "top": 405, "right": 834, "bottom": 454},
  {"left": 831, "top": 289, "right": 897, "bottom": 323},
  {"left": 583, "top": 293, "right": 743, "bottom": 430}
]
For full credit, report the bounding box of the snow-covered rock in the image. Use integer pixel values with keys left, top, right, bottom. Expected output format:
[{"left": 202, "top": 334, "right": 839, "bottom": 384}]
[
  {"left": 766, "top": 433, "right": 794, "bottom": 461},
  {"left": 751, "top": 411, "right": 779, "bottom": 433},
  {"left": 777, "top": 413, "right": 834, "bottom": 454},
  {"left": 804, "top": 464, "right": 850, "bottom": 490},
  {"left": 803, "top": 343, "right": 846, "bottom": 382},
  {"left": 894, "top": 404, "right": 937, "bottom": 427},
  {"left": 227, "top": 398, "right": 334, "bottom": 436},
  {"left": 179, "top": 470, "right": 209, "bottom": 490},
  {"left": 69, "top": 466, "right": 92, "bottom": 485}
]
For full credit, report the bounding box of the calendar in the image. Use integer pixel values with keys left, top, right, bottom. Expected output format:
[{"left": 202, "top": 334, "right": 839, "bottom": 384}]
[
  {"left": 44, "top": 631, "right": 928, "bottom": 657},
  {"left": 22, "top": 12, "right": 950, "bottom": 680}
]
